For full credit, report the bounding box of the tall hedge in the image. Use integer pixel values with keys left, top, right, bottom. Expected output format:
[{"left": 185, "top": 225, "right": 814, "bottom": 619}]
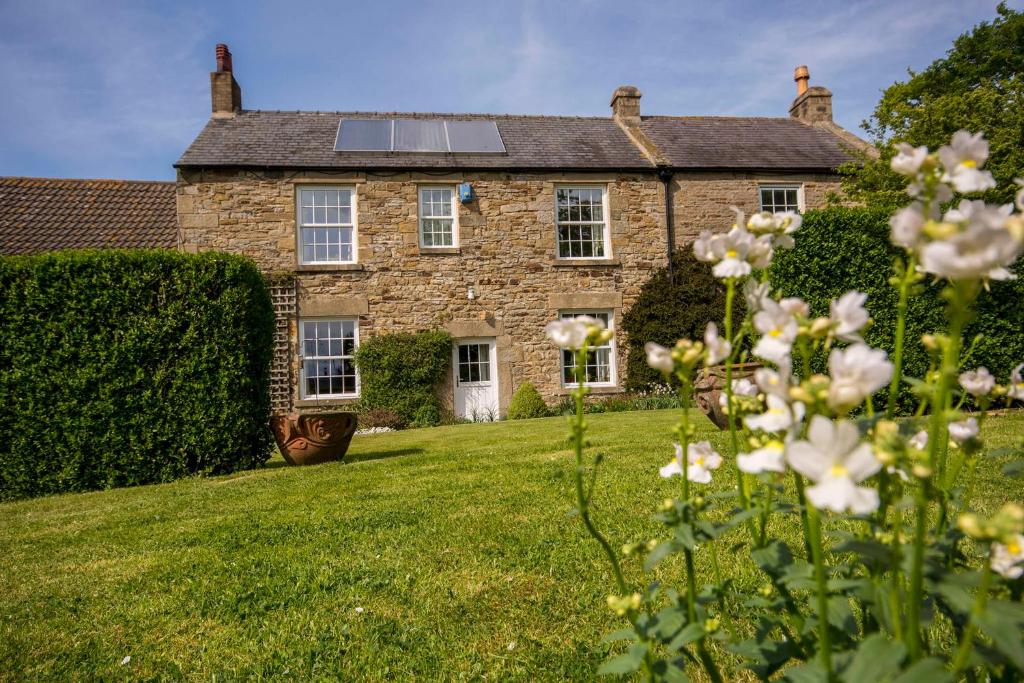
[
  {"left": 769, "top": 206, "right": 1024, "bottom": 412},
  {"left": 0, "top": 250, "right": 275, "bottom": 500},
  {"left": 621, "top": 248, "right": 743, "bottom": 391},
  {"left": 354, "top": 331, "right": 452, "bottom": 427}
]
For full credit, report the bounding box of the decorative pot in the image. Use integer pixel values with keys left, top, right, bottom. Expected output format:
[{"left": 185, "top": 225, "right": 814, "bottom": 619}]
[
  {"left": 693, "top": 362, "right": 763, "bottom": 430},
  {"left": 270, "top": 412, "right": 358, "bottom": 466}
]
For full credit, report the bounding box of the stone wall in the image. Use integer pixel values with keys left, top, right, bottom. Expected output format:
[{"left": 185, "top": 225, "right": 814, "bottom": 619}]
[{"left": 176, "top": 168, "right": 842, "bottom": 415}]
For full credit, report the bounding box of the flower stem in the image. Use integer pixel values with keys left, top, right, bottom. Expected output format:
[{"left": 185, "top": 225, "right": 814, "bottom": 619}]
[
  {"left": 723, "top": 279, "right": 749, "bottom": 511},
  {"left": 571, "top": 346, "right": 627, "bottom": 595},
  {"left": 950, "top": 560, "right": 993, "bottom": 675},
  {"left": 806, "top": 504, "right": 834, "bottom": 681},
  {"left": 886, "top": 254, "right": 916, "bottom": 419}
]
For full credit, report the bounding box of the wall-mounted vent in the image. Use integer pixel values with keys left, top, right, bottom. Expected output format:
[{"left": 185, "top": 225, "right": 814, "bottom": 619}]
[{"left": 334, "top": 119, "right": 505, "bottom": 154}]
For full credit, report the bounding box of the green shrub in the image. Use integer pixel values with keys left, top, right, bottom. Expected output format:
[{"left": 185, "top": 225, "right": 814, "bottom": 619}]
[
  {"left": 507, "top": 382, "right": 549, "bottom": 419},
  {"left": 552, "top": 391, "right": 681, "bottom": 416},
  {"left": 621, "top": 248, "right": 744, "bottom": 392},
  {"left": 357, "top": 407, "right": 406, "bottom": 430},
  {"left": 0, "top": 250, "right": 275, "bottom": 500},
  {"left": 769, "top": 206, "right": 1024, "bottom": 412},
  {"left": 354, "top": 331, "right": 452, "bottom": 427}
]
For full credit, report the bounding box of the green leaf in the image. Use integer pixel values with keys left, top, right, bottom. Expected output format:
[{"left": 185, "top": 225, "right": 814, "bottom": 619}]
[
  {"left": 834, "top": 538, "right": 895, "bottom": 567},
  {"left": 840, "top": 633, "right": 906, "bottom": 682},
  {"left": 1002, "top": 460, "right": 1024, "bottom": 478},
  {"left": 666, "top": 623, "right": 705, "bottom": 652},
  {"left": 978, "top": 611, "right": 1024, "bottom": 670},
  {"left": 752, "top": 540, "right": 794, "bottom": 578},
  {"left": 600, "top": 627, "right": 637, "bottom": 645},
  {"left": 597, "top": 643, "right": 648, "bottom": 676},
  {"left": 782, "top": 660, "right": 828, "bottom": 682},
  {"left": 675, "top": 524, "right": 697, "bottom": 550},
  {"left": 644, "top": 540, "right": 679, "bottom": 571},
  {"left": 827, "top": 596, "right": 858, "bottom": 636},
  {"left": 890, "top": 658, "right": 952, "bottom": 683},
  {"left": 652, "top": 606, "right": 686, "bottom": 641}
]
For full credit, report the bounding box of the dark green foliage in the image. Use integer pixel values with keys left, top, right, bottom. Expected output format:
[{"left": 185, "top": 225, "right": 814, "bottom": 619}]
[
  {"left": 354, "top": 331, "right": 452, "bottom": 427},
  {"left": 507, "top": 382, "right": 549, "bottom": 420},
  {"left": 769, "top": 207, "right": 1024, "bottom": 412},
  {"left": 0, "top": 250, "right": 275, "bottom": 500},
  {"left": 357, "top": 408, "right": 406, "bottom": 430},
  {"left": 621, "top": 248, "right": 743, "bottom": 392},
  {"left": 841, "top": 4, "right": 1024, "bottom": 207},
  {"left": 552, "top": 392, "right": 681, "bottom": 416}
]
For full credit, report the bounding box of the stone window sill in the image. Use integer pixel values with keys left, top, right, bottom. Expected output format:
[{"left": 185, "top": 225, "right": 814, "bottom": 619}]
[
  {"left": 294, "top": 397, "right": 359, "bottom": 409},
  {"left": 551, "top": 258, "right": 621, "bottom": 268},
  {"left": 556, "top": 385, "right": 622, "bottom": 395},
  {"left": 295, "top": 263, "right": 365, "bottom": 273},
  {"left": 418, "top": 247, "right": 461, "bottom": 255}
]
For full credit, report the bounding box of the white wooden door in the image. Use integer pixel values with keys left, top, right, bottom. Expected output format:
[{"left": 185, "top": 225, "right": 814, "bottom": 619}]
[{"left": 453, "top": 339, "right": 499, "bottom": 421}]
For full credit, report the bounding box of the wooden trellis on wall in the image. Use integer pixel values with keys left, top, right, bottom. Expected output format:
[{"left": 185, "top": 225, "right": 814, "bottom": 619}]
[{"left": 266, "top": 274, "right": 296, "bottom": 415}]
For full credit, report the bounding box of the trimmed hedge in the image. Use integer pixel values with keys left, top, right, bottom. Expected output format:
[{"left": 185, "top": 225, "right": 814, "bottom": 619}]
[
  {"left": 0, "top": 250, "right": 275, "bottom": 500},
  {"left": 507, "top": 382, "right": 549, "bottom": 420},
  {"left": 621, "top": 248, "right": 743, "bottom": 392},
  {"left": 769, "top": 207, "right": 1024, "bottom": 412},
  {"left": 354, "top": 331, "right": 452, "bottom": 427}
]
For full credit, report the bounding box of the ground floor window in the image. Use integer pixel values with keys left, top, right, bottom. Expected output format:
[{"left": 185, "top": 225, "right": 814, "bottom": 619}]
[
  {"left": 758, "top": 184, "right": 802, "bottom": 213},
  {"left": 559, "top": 310, "right": 616, "bottom": 386},
  {"left": 300, "top": 319, "right": 359, "bottom": 398}
]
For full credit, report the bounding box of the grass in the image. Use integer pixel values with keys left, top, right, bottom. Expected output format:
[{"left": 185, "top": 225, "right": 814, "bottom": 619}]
[{"left": 1, "top": 410, "right": 1022, "bottom": 681}]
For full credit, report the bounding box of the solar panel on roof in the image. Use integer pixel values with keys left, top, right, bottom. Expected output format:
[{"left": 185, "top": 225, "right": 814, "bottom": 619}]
[
  {"left": 394, "top": 119, "right": 448, "bottom": 152},
  {"left": 446, "top": 120, "right": 505, "bottom": 153},
  {"left": 333, "top": 118, "right": 506, "bottom": 154},
  {"left": 334, "top": 119, "right": 392, "bottom": 152}
]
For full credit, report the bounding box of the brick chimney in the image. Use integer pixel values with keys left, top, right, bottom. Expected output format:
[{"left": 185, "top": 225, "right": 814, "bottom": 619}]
[
  {"left": 610, "top": 86, "right": 642, "bottom": 125},
  {"left": 210, "top": 44, "right": 242, "bottom": 117},
  {"left": 788, "top": 65, "right": 832, "bottom": 124}
]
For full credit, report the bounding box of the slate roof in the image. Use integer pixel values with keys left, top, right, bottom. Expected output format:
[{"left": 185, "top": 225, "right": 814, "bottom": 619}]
[
  {"left": 176, "top": 110, "right": 859, "bottom": 172},
  {"left": 177, "top": 111, "right": 653, "bottom": 170},
  {"left": 0, "top": 177, "right": 177, "bottom": 255},
  {"left": 638, "top": 116, "right": 857, "bottom": 170}
]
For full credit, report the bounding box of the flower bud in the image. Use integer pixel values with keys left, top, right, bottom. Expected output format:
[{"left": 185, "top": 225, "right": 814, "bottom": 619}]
[
  {"left": 921, "top": 334, "right": 937, "bottom": 350},
  {"left": 789, "top": 386, "right": 814, "bottom": 404},
  {"left": 704, "top": 617, "right": 720, "bottom": 633},
  {"left": 658, "top": 498, "right": 675, "bottom": 512},
  {"left": 912, "top": 464, "right": 932, "bottom": 479},
  {"left": 923, "top": 220, "right": 958, "bottom": 240},
  {"left": 692, "top": 496, "right": 706, "bottom": 511},
  {"left": 809, "top": 316, "right": 832, "bottom": 337},
  {"left": 759, "top": 584, "right": 773, "bottom": 597},
  {"left": 958, "top": 514, "right": 985, "bottom": 539}
]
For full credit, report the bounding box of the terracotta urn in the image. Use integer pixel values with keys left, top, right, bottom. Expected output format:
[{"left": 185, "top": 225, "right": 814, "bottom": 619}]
[
  {"left": 693, "top": 362, "right": 763, "bottom": 430},
  {"left": 270, "top": 412, "right": 358, "bottom": 466}
]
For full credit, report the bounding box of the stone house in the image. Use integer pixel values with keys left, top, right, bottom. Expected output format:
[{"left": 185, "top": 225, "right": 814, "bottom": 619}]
[{"left": 176, "top": 45, "right": 867, "bottom": 419}]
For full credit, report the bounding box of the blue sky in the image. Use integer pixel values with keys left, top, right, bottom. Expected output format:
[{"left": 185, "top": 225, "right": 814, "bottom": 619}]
[{"left": 0, "top": 0, "right": 1018, "bottom": 180}]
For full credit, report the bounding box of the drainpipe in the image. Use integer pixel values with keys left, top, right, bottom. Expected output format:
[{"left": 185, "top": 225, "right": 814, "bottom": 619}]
[{"left": 658, "top": 168, "right": 675, "bottom": 283}]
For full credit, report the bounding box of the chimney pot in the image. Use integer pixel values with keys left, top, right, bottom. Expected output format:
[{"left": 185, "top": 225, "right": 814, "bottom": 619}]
[
  {"left": 794, "top": 65, "right": 809, "bottom": 96},
  {"left": 610, "top": 85, "right": 642, "bottom": 124},
  {"left": 215, "top": 43, "right": 233, "bottom": 73}
]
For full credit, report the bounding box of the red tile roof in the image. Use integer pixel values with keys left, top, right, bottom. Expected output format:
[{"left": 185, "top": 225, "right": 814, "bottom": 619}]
[{"left": 0, "top": 177, "right": 177, "bottom": 255}]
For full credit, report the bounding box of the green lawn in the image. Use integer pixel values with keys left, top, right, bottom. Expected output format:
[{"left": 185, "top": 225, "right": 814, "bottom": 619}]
[{"left": 1, "top": 410, "right": 1022, "bottom": 681}]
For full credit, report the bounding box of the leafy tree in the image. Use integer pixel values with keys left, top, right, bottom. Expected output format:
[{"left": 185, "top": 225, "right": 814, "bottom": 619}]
[{"left": 840, "top": 3, "right": 1024, "bottom": 207}]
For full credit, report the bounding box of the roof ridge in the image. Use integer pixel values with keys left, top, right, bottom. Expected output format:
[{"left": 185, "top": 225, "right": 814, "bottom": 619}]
[
  {"left": 239, "top": 109, "right": 615, "bottom": 121},
  {"left": 640, "top": 115, "right": 803, "bottom": 122},
  {"left": 0, "top": 176, "right": 175, "bottom": 186}
]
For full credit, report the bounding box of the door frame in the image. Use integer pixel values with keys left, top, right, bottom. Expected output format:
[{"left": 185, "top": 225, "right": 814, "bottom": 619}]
[{"left": 451, "top": 337, "right": 499, "bottom": 421}]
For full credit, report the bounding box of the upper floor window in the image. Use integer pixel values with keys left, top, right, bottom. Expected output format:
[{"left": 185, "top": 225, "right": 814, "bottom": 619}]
[
  {"left": 419, "top": 187, "right": 457, "bottom": 248},
  {"left": 556, "top": 186, "right": 609, "bottom": 259},
  {"left": 298, "top": 187, "right": 356, "bottom": 264},
  {"left": 559, "top": 310, "right": 616, "bottom": 387},
  {"left": 300, "top": 319, "right": 359, "bottom": 398},
  {"left": 759, "top": 185, "right": 802, "bottom": 214}
]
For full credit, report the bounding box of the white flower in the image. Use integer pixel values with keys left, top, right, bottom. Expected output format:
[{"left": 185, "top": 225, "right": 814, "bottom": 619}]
[
  {"left": 752, "top": 299, "right": 798, "bottom": 365},
  {"left": 744, "top": 394, "right": 802, "bottom": 433},
  {"left": 747, "top": 212, "right": 777, "bottom": 234},
  {"left": 887, "top": 465, "right": 910, "bottom": 482},
  {"left": 732, "top": 378, "right": 758, "bottom": 397},
  {"left": 645, "top": 342, "right": 674, "bottom": 373},
  {"left": 890, "top": 204, "right": 926, "bottom": 249},
  {"left": 660, "top": 441, "right": 723, "bottom": 484},
  {"left": 704, "top": 322, "right": 731, "bottom": 366},
  {"left": 743, "top": 279, "right": 771, "bottom": 313},
  {"left": 830, "top": 291, "right": 869, "bottom": 342},
  {"left": 748, "top": 235, "right": 775, "bottom": 268},
  {"left": 355, "top": 606, "right": 364, "bottom": 614},
  {"left": 909, "top": 430, "right": 928, "bottom": 451},
  {"left": 694, "top": 226, "right": 773, "bottom": 278},
  {"left": 779, "top": 297, "right": 809, "bottom": 318},
  {"left": 991, "top": 534, "right": 1024, "bottom": 579},
  {"left": 891, "top": 143, "right": 928, "bottom": 176},
  {"left": 545, "top": 316, "right": 604, "bottom": 350},
  {"left": 919, "top": 223, "right": 1020, "bottom": 281},
  {"left": 828, "top": 344, "right": 894, "bottom": 411},
  {"left": 738, "top": 440, "right": 787, "bottom": 474},
  {"left": 939, "top": 131, "right": 996, "bottom": 194},
  {"left": 959, "top": 367, "right": 995, "bottom": 397},
  {"left": 786, "top": 416, "right": 882, "bottom": 514},
  {"left": 1009, "top": 363, "right": 1024, "bottom": 401},
  {"left": 754, "top": 367, "right": 790, "bottom": 399},
  {"left": 120, "top": 656, "right": 131, "bottom": 666},
  {"left": 948, "top": 418, "right": 979, "bottom": 444}
]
